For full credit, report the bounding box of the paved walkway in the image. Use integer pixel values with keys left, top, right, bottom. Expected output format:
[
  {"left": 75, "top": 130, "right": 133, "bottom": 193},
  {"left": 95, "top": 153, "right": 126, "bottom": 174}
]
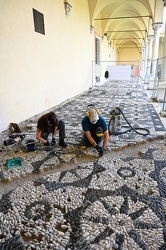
[{"left": 0, "top": 78, "right": 166, "bottom": 249}]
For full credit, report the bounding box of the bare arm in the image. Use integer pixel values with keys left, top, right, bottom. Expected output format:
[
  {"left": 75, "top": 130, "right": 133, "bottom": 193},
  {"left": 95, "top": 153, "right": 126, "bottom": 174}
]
[
  {"left": 84, "top": 131, "right": 97, "bottom": 147},
  {"left": 36, "top": 129, "right": 47, "bottom": 144},
  {"left": 85, "top": 129, "right": 109, "bottom": 149},
  {"left": 53, "top": 127, "right": 58, "bottom": 139},
  {"left": 102, "top": 129, "right": 109, "bottom": 149}
]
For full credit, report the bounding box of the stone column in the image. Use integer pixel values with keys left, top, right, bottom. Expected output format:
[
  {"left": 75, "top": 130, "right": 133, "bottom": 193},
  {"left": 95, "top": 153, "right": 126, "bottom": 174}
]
[
  {"left": 144, "top": 42, "right": 148, "bottom": 78},
  {"left": 144, "top": 35, "right": 154, "bottom": 84},
  {"left": 140, "top": 46, "right": 145, "bottom": 79},
  {"left": 157, "top": 18, "right": 166, "bottom": 105},
  {"left": 149, "top": 22, "right": 162, "bottom": 89}
]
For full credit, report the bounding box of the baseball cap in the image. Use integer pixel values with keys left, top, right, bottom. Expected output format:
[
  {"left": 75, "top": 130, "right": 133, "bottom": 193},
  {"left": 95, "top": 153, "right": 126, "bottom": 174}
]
[{"left": 89, "top": 109, "right": 99, "bottom": 122}]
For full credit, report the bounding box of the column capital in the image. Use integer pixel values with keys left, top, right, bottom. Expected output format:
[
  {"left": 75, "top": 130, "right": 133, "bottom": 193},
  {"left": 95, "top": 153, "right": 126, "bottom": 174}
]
[
  {"left": 162, "top": 0, "right": 166, "bottom": 7},
  {"left": 147, "top": 35, "right": 154, "bottom": 41},
  {"left": 152, "top": 22, "right": 163, "bottom": 31}
]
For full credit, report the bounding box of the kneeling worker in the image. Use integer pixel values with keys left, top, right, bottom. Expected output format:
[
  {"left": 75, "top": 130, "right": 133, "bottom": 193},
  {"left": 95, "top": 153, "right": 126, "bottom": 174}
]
[
  {"left": 36, "top": 111, "right": 67, "bottom": 147},
  {"left": 79, "top": 105, "right": 109, "bottom": 156}
]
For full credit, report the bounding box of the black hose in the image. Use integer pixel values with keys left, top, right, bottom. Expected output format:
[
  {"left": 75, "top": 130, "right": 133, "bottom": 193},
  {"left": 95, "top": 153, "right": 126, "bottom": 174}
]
[{"left": 108, "top": 107, "right": 150, "bottom": 136}]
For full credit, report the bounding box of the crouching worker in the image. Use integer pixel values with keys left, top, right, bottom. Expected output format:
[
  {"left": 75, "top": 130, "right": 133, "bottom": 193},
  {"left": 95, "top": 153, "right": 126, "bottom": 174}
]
[
  {"left": 36, "top": 111, "right": 67, "bottom": 148},
  {"left": 79, "top": 105, "right": 109, "bottom": 156}
]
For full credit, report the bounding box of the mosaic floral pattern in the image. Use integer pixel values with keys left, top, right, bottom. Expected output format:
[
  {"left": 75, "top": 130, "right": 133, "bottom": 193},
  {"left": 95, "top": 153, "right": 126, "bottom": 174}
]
[{"left": 0, "top": 147, "right": 166, "bottom": 249}]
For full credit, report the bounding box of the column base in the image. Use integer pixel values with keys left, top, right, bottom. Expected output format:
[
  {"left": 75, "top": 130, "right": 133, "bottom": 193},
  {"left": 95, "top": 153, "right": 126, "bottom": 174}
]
[
  {"left": 148, "top": 76, "right": 156, "bottom": 90},
  {"left": 144, "top": 74, "right": 150, "bottom": 84},
  {"left": 156, "top": 81, "right": 166, "bottom": 101},
  {"left": 160, "top": 110, "right": 166, "bottom": 117},
  {"left": 139, "top": 71, "right": 145, "bottom": 80}
]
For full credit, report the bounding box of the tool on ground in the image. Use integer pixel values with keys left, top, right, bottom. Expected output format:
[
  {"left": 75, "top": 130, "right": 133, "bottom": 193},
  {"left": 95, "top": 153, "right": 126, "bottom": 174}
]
[
  {"left": 9, "top": 134, "right": 25, "bottom": 140},
  {"left": 3, "top": 134, "right": 25, "bottom": 146}
]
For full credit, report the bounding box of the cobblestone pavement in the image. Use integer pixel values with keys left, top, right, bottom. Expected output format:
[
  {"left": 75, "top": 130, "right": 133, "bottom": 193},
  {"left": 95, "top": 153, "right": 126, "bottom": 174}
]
[{"left": 0, "top": 78, "right": 166, "bottom": 249}]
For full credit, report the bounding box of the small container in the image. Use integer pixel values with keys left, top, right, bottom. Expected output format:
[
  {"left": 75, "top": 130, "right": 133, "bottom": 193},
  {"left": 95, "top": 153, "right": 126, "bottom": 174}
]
[
  {"left": 7, "top": 157, "right": 22, "bottom": 170},
  {"left": 3, "top": 138, "right": 15, "bottom": 146},
  {"left": 26, "top": 139, "right": 36, "bottom": 151}
]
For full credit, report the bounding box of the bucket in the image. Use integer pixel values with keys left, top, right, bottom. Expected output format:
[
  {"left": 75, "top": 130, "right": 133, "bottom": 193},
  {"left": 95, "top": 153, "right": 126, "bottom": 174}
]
[{"left": 26, "top": 139, "right": 36, "bottom": 151}]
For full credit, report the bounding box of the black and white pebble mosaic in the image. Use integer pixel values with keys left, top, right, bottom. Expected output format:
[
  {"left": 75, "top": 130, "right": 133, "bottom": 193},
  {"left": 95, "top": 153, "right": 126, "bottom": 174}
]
[
  {"left": 0, "top": 145, "right": 166, "bottom": 249},
  {"left": 0, "top": 80, "right": 166, "bottom": 249},
  {"left": 0, "top": 80, "right": 166, "bottom": 181}
]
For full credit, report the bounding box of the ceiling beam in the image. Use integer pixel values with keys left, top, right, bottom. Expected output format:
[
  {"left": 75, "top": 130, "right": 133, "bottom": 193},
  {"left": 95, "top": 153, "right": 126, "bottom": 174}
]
[
  {"left": 111, "top": 38, "right": 144, "bottom": 40},
  {"left": 117, "top": 46, "right": 141, "bottom": 49},
  {"left": 105, "top": 30, "right": 147, "bottom": 33},
  {"left": 94, "top": 15, "right": 152, "bottom": 20},
  {"left": 115, "top": 43, "right": 143, "bottom": 45}
]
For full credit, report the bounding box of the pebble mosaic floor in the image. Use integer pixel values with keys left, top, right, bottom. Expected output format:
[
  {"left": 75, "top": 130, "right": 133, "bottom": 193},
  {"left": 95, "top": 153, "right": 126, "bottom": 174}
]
[{"left": 0, "top": 79, "right": 166, "bottom": 249}]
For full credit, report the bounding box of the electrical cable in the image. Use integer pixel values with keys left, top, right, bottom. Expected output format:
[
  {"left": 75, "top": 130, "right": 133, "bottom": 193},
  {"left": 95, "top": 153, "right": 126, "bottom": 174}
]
[{"left": 108, "top": 107, "right": 150, "bottom": 136}]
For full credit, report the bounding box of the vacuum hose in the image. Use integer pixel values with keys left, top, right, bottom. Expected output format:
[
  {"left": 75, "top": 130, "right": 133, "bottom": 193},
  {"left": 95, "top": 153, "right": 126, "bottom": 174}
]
[{"left": 108, "top": 107, "right": 150, "bottom": 136}]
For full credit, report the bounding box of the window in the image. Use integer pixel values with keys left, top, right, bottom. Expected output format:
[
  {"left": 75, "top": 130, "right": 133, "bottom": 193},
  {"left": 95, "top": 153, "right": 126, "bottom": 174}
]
[
  {"left": 95, "top": 37, "right": 100, "bottom": 64},
  {"left": 33, "top": 8, "right": 45, "bottom": 35}
]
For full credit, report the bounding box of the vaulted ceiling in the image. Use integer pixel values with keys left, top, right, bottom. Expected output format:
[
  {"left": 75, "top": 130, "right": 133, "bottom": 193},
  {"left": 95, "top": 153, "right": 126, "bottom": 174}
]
[{"left": 88, "top": 0, "right": 164, "bottom": 52}]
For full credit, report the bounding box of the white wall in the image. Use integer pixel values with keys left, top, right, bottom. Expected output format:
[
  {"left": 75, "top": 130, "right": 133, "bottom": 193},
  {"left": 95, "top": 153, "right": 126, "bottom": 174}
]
[{"left": 0, "top": 0, "right": 91, "bottom": 131}]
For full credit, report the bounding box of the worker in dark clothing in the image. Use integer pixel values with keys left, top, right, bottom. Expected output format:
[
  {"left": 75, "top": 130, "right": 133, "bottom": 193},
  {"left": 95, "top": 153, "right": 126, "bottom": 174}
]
[
  {"left": 79, "top": 105, "right": 109, "bottom": 156},
  {"left": 36, "top": 111, "right": 67, "bottom": 147}
]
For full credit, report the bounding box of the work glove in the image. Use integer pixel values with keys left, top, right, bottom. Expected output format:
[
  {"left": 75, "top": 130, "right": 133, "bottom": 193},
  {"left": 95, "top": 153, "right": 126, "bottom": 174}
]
[
  {"left": 44, "top": 141, "right": 50, "bottom": 146},
  {"left": 103, "top": 148, "right": 108, "bottom": 154},
  {"left": 95, "top": 145, "right": 104, "bottom": 157},
  {"left": 51, "top": 138, "right": 56, "bottom": 146}
]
